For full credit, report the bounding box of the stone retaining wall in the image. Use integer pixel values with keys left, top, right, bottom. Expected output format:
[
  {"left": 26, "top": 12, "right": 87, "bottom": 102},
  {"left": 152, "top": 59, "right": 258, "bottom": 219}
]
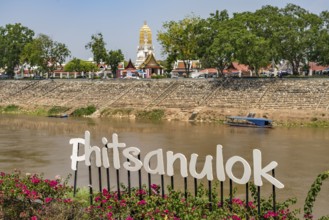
[{"left": 1, "top": 78, "right": 329, "bottom": 122}]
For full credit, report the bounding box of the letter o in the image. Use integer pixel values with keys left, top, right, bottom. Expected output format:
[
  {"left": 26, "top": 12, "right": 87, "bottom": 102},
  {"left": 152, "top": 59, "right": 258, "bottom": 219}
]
[{"left": 225, "top": 156, "right": 251, "bottom": 184}]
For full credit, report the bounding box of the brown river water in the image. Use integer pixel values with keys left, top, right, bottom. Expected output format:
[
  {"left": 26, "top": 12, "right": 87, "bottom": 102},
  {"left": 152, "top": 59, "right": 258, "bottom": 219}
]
[{"left": 0, "top": 114, "right": 328, "bottom": 218}]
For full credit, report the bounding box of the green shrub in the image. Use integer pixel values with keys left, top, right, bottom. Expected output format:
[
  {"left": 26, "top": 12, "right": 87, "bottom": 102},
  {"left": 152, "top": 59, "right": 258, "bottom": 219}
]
[
  {"left": 4, "top": 104, "right": 19, "bottom": 112},
  {"left": 48, "top": 106, "right": 70, "bottom": 116},
  {"left": 71, "top": 105, "right": 96, "bottom": 117}
]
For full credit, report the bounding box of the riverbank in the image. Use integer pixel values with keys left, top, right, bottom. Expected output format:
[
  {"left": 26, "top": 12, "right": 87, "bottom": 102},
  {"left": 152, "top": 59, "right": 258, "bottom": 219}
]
[
  {"left": 1, "top": 78, "right": 329, "bottom": 127},
  {"left": 1, "top": 104, "right": 329, "bottom": 128}
]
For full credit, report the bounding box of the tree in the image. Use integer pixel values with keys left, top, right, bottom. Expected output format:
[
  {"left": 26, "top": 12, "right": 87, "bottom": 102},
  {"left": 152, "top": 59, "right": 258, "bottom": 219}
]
[
  {"left": 52, "top": 42, "right": 71, "bottom": 69},
  {"left": 64, "top": 58, "right": 97, "bottom": 73},
  {"left": 276, "top": 4, "right": 322, "bottom": 74},
  {"left": 228, "top": 13, "right": 272, "bottom": 75},
  {"left": 20, "top": 34, "right": 70, "bottom": 76},
  {"left": 158, "top": 15, "right": 201, "bottom": 77},
  {"left": 106, "top": 49, "right": 124, "bottom": 78},
  {"left": 0, "top": 23, "right": 34, "bottom": 75},
  {"left": 85, "top": 33, "right": 107, "bottom": 65},
  {"left": 309, "top": 11, "right": 329, "bottom": 65},
  {"left": 197, "top": 10, "right": 234, "bottom": 76}
]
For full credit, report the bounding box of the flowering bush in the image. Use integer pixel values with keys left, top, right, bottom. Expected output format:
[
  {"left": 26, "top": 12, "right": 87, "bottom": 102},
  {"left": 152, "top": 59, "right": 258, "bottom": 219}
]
[
  {"left": 0, "top": 170, "right": 84, "bottom": 219},
  {"left": 0, "top": 170, "right": 301, "bottom": 219}
]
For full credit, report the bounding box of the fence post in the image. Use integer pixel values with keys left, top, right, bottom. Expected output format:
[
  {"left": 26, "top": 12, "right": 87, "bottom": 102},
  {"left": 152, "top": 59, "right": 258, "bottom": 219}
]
[
  {"left": 229, "top": 179, "right": 233, "bottom": 211},
  {"left": 138, "top": 154, "right": 142, "bottom": 200},
  {"left": 208, "top": 180, "right": 212, "bottom": 211},
  {"left": 272, "top": 169, "right": 277, "bottom": 219},
  {"left": 246, "top": 182, "right": 249, "bottom": 220},
  {"left": 220, "top": 181, "right": 224, "bottom": 208},
  {"left": 73, "top": 143, "right": 79, "bottom": 197},
  {"left": 148, "top": 162, "right": 152, "bottom": 196},
  {"left": 257, "top": 186, "right": 261, "bottom": 216},
  {"left": 184, "top": 177, "right": 188, "bottom": 200},
  {"left": 161, "top": 174, "right": 165, "bottom": 198},
  {"left": 194, "top": 178, "right": 198, "bottom": 197},
  {"left": 98, "top": 167, "right": 102, "bottom": 193},
  {"left": 127, "top": 158, "right": 131, "bottom": 197},
  {"left": 88, "top": 166, "right": 93, "bottom": 205},
  {"left": 116, "top": 169, "right": 121, "bottom": 200}
]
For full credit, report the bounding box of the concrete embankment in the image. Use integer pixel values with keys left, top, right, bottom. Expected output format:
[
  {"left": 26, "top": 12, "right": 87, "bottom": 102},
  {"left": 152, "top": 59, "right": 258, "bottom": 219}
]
[{"left": 1, "top": 78, "right": 329, "bottom": 125}]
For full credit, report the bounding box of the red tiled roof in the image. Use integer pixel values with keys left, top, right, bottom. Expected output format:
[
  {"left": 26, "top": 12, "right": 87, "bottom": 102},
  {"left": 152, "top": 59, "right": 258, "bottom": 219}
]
[
  {"left": 200, "top": 68, "right": 218, "bottom": 74},
  {"left": 231, "top": 62, "right": 249, "bottom": 72},
  {"left": 309, "top": 62, "right": 329, "bottom": 71}
]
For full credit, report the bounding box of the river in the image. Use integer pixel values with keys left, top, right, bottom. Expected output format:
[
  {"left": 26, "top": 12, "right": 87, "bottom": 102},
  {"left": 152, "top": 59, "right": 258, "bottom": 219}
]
[{"left": 0, "top": 114, "right": 328, "bottom": 218}]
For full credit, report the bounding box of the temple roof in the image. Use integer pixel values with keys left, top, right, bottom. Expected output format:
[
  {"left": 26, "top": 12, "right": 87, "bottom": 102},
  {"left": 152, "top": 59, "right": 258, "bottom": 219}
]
[
  {"left": 125, "top": 59, "right": 136, "bottom": 70},
  {"left": 138, "top": 53, "right": 162, "bottom": 69}
]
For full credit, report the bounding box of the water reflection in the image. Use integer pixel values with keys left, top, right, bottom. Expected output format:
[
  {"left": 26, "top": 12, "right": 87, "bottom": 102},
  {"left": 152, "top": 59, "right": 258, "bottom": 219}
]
[{"left": 0, "top": 114, "right": 328, "bottom": 218}]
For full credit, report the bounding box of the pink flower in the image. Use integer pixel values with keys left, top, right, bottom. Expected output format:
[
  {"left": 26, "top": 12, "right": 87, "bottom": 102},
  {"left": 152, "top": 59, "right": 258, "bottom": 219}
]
[
  {"left": 45, "top": 197, "right": 53, "bottom": 203},
  {"left": 232, "top": 198, "right": 244, "bottom": 206},
  {"left": 102, "top": 188, "right": 109, "bottom": 196},
  {"left": 136, "top": 189, "right": 147, "bottom": 196},
  {"left": 120, "top": 200, "right": 127, "bottom": 207},
  {"left": 64, "top": 198, "right": 72, "bottom": 203},
  {"left": 31, "top": 216, "right": 38, "bottom": 220},
  {"left": 49, "top": 180, "right": 58, "bottom": 188},
  {"left": 137, "top": 200, "right": 147, "bottom": 205},
  {"left": 126, "top": 217, "right": 134, "bottom": 220},
  {"left": 264, "top": 211, "right": 278, "bottom": 219},
  {"left": 231, "top": 215, "right": 241, "bottom": 220},
  {"left": 95, "top": 196, "right": 101, "bottom": 202},
  {"left": 107, "top": 212, "right": 113, "bottom": 219},
  {"left": 31, "top": 176, "right": 40, "bottom": 184}
]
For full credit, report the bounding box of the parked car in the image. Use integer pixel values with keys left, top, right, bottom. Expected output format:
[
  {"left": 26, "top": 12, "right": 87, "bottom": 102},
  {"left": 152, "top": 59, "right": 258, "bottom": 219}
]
[
  {"left": 33, "top": 75, "right": 44, "bottom": 80},
  {"left": 0, "top": 74, "right": 10, "bottom": 79},
  {"left": 14, "top": 75, "right": 24, "bottom": 80}
]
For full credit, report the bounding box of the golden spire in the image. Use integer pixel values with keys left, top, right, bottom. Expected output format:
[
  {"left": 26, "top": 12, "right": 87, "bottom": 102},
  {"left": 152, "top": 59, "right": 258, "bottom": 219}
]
[{"left": 139, "top": 21, "right": 152, "bottom": 46}]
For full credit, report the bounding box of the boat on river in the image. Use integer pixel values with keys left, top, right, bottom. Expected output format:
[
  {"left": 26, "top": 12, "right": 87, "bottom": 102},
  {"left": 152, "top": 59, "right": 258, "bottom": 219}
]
[
  {"left": 225, "top": 116, "right": 273, "bottom": 128},
  {"left": 47, "top": 114, "right": 68, "bottom": 118}
]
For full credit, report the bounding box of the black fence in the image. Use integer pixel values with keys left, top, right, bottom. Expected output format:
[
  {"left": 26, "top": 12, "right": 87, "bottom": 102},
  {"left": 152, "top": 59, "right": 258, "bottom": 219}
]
[{"left": 72, "top": 144, "right": 278, "bottom": 219}]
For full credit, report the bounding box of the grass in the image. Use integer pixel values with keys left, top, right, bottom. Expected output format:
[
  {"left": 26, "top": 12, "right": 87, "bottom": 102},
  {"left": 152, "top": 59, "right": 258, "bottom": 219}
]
[{"left": 135, "top": 109, "right": 165, "bottom": 121}]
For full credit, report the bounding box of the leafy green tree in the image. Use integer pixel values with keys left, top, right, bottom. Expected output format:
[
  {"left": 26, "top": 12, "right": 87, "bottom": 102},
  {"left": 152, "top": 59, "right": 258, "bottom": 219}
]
[
  {"left": 227, "top": 13, "right": 271, "bottom": 75},
  {"left": 85, "top": 33, "right": 107, "bottom": 65},
  {"left": 0, "top": 23, "right": 34, "bottom": 75},
  {"left": 277, "top": 4, "right": 322, "bottom": 74},
  {"left": 52, "top": 42, "right": 71, "bottom": 69},
  {"left": 64, "top": 58, "right": 98, "bottom": 73},
  {"left": 197, "top": 10, "right": 230, "bottom": 73},
  {"left": 310, "top": 11, "right": 329, "bottom": 65},
  {"left": 197, "top": 10, "right": 234, "bottom": 76},
  {"left": 106, "top": 49, "right": 124, "bottom": 78},
  {"left": 20, "top": 34, "right": 70, "bottom": 76},
  {"left": 158, "top": 15, "right": 201, "bottom": 77}
]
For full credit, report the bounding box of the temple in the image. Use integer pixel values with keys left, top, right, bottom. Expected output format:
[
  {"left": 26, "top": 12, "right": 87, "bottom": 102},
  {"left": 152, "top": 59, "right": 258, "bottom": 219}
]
[
  {"left": 135, "top": 21, "right": 154, "bottom": 68},
  {"left": 134, "top": 21, "right": 163, "bottom": 77}
]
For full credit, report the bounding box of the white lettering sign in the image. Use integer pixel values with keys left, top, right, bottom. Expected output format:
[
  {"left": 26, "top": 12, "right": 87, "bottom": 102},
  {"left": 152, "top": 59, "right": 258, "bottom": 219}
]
[{"left": 69, "top": 131, "right": 284, "bottom": 189}]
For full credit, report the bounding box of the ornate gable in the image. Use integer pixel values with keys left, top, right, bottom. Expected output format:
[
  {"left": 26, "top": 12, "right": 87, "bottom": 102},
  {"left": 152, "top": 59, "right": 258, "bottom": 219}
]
[{"left": 138, "top": 53, "right": 162, "bottom": 69}]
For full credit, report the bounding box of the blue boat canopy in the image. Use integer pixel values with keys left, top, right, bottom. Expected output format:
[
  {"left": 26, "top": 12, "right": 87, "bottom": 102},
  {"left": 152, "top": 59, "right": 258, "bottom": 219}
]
[{"left": 227, "top": 116, "right": 272, "bottom": 127}]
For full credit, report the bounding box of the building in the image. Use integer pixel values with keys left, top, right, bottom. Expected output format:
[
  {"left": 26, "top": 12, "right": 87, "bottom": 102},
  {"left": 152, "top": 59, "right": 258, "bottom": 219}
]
[
  {"left": 135, "top": 21, "right": 154, "bottom": 68},
  {"left": 171, "top": 60, "right": 201, "bottom": 77},
  {"left": 138, "top": 53, "right": 163, "bottom": 77}
]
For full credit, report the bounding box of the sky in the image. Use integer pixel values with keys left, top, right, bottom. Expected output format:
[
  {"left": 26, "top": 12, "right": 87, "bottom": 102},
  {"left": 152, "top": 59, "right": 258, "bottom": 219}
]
[{"left": 1, "top": 0, "right": 328, "bottom": 62}]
